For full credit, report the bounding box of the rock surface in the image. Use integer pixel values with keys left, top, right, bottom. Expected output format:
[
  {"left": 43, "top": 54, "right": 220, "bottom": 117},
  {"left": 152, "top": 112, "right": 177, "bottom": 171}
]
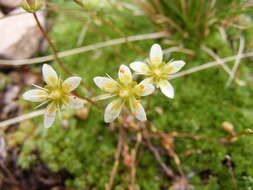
[
  {"left": 0, "top": 0, "right": 21, "bottom": 8},
  {"left": 0, "top": 8, "right": 46, "bottom": 59},
  {"left": 0, "top": 10, "right": 4, "bottom": 18}
]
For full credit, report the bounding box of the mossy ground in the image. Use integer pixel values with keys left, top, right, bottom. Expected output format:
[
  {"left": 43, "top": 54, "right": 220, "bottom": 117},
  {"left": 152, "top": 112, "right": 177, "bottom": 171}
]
[{"left": 16, "top": 1, "right": 253, "bottom": 189}]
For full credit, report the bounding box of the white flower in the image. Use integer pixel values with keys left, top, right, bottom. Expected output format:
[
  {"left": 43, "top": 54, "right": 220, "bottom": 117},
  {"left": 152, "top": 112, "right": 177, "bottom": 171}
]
[
  {"left": 23, "top": 64, "right": 84, "bottom": 128},
  {"left": 130, "top": 44, "right": 185, "bottom": 98},
  {"left": 93, "top": 65, "right": 154, "bottom": 123}
]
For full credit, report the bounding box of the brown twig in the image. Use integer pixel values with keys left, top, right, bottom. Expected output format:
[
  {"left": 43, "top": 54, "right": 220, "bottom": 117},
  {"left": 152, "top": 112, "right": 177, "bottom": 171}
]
[
  {"left": 151, "top": 0, "right": 164, "bottom": 15},
  {"left": 142, "top": 131, "right": 175, "bottom": 178},
  {"left": 32, "top": 12, "right": 71, "bottom": 76},
  {"left": 158, "top": 134, "right": 186, "bottom": 180},
  {"left": 163, "top": 131, "right": 253, "bottom": 144},
  {"left": 46, "top": 2, "right": 86, "bottom": 21},
  {"left": 0, "top": 162, "right": 20, "bottom": 187},
  {"left": 128, "top": 132, "right": 142, "bottom": 190},
  {"left": 165, "top": 132, "right": 230, "bottom": 144},
  {"left": 106, "top": 126, "right": 125, "bottom": 190},
  {"left": 71, "top": 91, "right": 101, "bottom": 109}
]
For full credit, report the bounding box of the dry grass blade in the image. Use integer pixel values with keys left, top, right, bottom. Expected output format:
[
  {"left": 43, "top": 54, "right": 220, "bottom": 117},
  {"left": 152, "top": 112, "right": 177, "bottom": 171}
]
[
  {"left": 0, "top": 32, "right": 169, "bottom": 66},
  {"left": 201, "top": 45, "right": 233, "bottom": 77},
  {"left": 0, "top": 109, "right": 45, "bottom": 128},
  {"left": 159, "top": 134, "right": 186, "bottom": 180},
  {"left": 226, "top": 36, "right": 245, "bottom": 87},
  {"left": 170, "top": 51, "right": 253, "bottom": 79},
  {"left": 143, "top": 131, "right": 175, "bottom": 178},
  {"left": 163, "top": 47, "right": 195, "bottom": 56}
]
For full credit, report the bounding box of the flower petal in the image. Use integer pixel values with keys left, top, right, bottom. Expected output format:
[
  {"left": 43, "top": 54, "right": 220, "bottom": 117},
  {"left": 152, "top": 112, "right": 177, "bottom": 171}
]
[
  {"left": 143, "top": 77, "right": 154, "bottom": 85},
  {"left": 158, "top": 80, "right": 174, "bottom": 98},
  {"left": 130, "top": 61, "right": 149, "bottom": 74},
  {"left": 93, "top": 77, "right": 118, "bottom": 93},
  {"left": 118, "top": 65, "right": 132, "bottom": 84},
  {"left": 150, "top": 44, "right": 163, "bottom": 65},
  {"left": 104, "top": 99, "right": 123, "bottom": 123},
  {"left": 42, "top": 64, "right": 58, "bottom": 86},
  {"left": 62, "top": 76, "right": 81, "bottom": 92},
  {"left": 67, "top": 96, "right": 84, "bottom": 109},
  {"left": 165, "top": 60, "right": 185, "bottom": 74},
  {"left": 44, "top": 103, "right": 57, "bottom": 128},
  {"left": 134, "top": 80, "right": 155, "bottom": 96},
  {"left": 130, "top": 98, "right": 147, "bottom": 121},
  {"left": 23, "top": 89, "right": 48, "bottom": 102}
]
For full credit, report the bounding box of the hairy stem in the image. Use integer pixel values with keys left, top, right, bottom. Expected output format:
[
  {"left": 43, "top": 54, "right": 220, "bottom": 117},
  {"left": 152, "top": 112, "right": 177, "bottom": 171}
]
[{"left": 33, "top": 12, "right": 71, "bottom": 76}]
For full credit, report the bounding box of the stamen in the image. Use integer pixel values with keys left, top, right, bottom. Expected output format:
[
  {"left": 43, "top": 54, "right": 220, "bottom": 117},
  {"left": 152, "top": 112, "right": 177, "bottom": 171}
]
[
  {"left": 32, "top": 84, "right": 48, "bottom": 91},
  {"left": 34, "top": 100, "right": 50, "bottom": 109}
]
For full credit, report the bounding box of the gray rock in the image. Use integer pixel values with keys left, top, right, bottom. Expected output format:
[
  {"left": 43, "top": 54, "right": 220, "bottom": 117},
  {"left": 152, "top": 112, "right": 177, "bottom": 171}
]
[
  {"left": 0, "top": 0, "right": 21, "bottom": 8},
  {"left": 0, "top": 8, "right": 46, "bottom": 59},
  {"left": 0, "top": 11, "right": 4, "bottom": 18}
]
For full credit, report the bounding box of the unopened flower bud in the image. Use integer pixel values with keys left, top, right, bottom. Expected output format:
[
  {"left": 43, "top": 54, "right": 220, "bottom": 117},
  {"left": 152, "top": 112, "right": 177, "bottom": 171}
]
[
  {"left": 20, "top": 0, "right": 44, "bottom": 13},
  {"left": 221, "top": 121, "right": 236, "bottom": 136}
]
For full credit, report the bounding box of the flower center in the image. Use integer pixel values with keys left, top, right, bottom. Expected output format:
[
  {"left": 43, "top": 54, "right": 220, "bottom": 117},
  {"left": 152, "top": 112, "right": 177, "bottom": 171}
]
[
  {"left": 153, "top": 68, "right": 162, "bottom": 76},
  {"left": 50, "top": 89, "right": 63, "bottom": 100},
  {"left": 119, "top": 89, "right": 130, "bottom": 98}
]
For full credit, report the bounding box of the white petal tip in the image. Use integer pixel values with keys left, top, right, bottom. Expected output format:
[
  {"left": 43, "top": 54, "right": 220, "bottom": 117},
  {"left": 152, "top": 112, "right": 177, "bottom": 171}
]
[
  {"left": 159, "top": 80, "right": 174, "bottom": 99},
  {"left": 152, "top": 43, "right": 161, "bottom": 49},
  {"left": 93, "top": 77, "right": 100, "bottom": 84},
  {"left": 164, "top": 92, "right": 174, "bottom": 99},
  {"left": 130, "top": 61, "right": 149, "bottom": 74},
  {"left": 62, "top": 76, "right": 82, "bottom": 92},
  {"left": 22, "top": 89, "right": 47, "bottom": 102},
  {"left": 104, "top": 99, "right": 123, "bottom": 123}
]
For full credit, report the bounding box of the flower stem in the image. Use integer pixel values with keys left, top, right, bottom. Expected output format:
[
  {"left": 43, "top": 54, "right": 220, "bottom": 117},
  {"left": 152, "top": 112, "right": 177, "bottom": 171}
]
[{"left": 32, "top": 12, "right": 71, "bottom": 76}]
